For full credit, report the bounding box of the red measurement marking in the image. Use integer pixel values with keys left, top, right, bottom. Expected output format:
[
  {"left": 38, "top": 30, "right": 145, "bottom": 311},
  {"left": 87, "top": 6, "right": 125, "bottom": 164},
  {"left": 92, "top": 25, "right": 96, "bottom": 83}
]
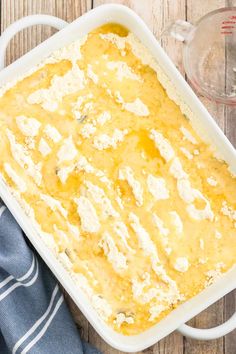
[
  {"left": 222, "top": 21, "right": 236, "bottom": 24},
  {"left": 229, "top": 15, "right": 236, "bottom": 19},
  {"left": 221, "top": 31, "right": 233, "bottom": 35},
  {"left": 221, "top": 25, "right": 235, "bottom": 29}
]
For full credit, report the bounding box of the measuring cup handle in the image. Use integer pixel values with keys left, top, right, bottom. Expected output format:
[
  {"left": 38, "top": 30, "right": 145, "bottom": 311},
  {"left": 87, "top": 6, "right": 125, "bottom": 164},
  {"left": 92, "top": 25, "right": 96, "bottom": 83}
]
[{"left": 161, "top": 20, "right": 195, "bottom": 42}]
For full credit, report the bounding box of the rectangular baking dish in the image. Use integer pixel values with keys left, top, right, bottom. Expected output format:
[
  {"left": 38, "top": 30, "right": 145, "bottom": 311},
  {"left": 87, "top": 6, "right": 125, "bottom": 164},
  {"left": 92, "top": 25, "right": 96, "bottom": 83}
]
[{"left": 0, "top": 4, "right": 235, "bottom": 352}]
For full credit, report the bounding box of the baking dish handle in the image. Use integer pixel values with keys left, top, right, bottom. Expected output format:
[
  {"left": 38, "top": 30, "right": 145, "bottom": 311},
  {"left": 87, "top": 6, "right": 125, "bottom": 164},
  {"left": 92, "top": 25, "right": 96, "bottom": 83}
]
[
  {"left": 0, "top": 14, "right": 68, "bottom": 69},
  {"left": 178, "top": 311, "right": 236, "bottom": 340}
]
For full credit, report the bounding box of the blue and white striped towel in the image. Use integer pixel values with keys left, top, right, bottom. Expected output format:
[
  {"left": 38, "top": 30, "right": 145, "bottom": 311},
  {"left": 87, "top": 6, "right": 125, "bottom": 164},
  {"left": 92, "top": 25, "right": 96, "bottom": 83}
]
[{"left": 0, "top": 202, "right": 101, "bottom": 354}]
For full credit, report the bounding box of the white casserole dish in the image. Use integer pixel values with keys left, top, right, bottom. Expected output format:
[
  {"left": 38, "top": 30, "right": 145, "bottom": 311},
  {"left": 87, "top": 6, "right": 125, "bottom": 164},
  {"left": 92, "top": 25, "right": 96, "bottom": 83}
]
[{"left": 0, "top": 4, "right": 235, "bottom": 352}]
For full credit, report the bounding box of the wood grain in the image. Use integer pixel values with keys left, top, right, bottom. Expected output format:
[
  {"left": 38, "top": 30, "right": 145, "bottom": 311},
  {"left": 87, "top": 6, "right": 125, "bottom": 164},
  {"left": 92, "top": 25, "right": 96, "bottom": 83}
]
[{"left": 1, "top": 1, "right": 235, "bottom": 353}]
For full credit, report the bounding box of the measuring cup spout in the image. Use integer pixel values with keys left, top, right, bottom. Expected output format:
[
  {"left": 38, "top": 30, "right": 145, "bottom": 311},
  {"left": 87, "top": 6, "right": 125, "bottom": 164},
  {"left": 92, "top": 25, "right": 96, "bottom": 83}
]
[{"left": 161, "top": 20, "right": 195, "bottom": 42}]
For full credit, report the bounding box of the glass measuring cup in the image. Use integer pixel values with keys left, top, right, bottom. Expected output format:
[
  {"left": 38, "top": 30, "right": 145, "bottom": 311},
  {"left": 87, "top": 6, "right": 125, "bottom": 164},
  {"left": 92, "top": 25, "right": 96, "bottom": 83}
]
[{"left": 163, "top": 7, "right": 236, "bottom": 105}]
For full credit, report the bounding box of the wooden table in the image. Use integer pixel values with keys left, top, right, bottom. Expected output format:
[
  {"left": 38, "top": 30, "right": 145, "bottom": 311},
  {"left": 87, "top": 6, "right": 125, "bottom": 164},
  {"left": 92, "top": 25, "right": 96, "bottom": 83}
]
[{"left": 1, "top": 1, "right": 235, "bottom": 353}]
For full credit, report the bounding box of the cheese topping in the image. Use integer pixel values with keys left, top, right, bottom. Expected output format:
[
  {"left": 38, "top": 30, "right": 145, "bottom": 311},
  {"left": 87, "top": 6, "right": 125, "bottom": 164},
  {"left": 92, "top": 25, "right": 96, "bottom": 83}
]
[
  {"left": 16, "top": 115, "right": 41, "bottom": 137},
  {"left": 38, "top": 138, "right": 51, "bottom": 157},
  {"left": 0, "top": 24, "right": 235, "bottom": 336},
  {"left": 28, "top": 65, "right": 85, "bottom": 112},
  {"left": 180, "top": 126, "right": 197, "bottom": 144},
  {"left": 147, "top": 174, "right": 169, "bottom": 201},
  {"left": 93, "top": 129, "right": 128, "bottom": 150},
  {"left": 107, "top": 61, "right": 141, "bottom": 82},
  {"left": 169, "top": 211, "right": 183, "bottom": 234},
  {"left": 207, "top": 177, "right": 218, "bottom": 186},
  {"left": 123, "top": 98, "right": 149, "bottom": 116},
  {"left": 57, "top": 136, "right": 77, "bottom": 163},
  {"left": 80, "top": 123, "right": 96, "bottom": 138},
  {"left": 74, "top": 196, "right": 100, "bottom": 233},
  {"left": 44, "top": 124, "right": 62, "bottom": 143},
  {"left": 119, "top": 167, "right": 143, "bottom": 206},
  {"left": 6, "top": 129, "right": 42, "bottom": 185},
  {"left": 85, "top": 181, "right": 119, "bottom": 218},
  {"left": 99, "top": 232, "right": 127, "bottom": 272},
  {"left": 174, "top": 257, "right": 189, "bottom": 272},
  {"left": 87, "top": 64, "right": 99, "bottom": 84},
  {"left": 114, "top": 313, "right": 134, "bottom": 327},
  {"left": 40, "top": 194, "right": 68, "bottom": 218},
  {"left": 150, "top": 129, "right": 175, "bottom": 162},
  {"left": 4, "top": 163, "right": 26, "bottom": 192},
  {"left": 180, "top": 147, "right": 193, "bottom": 160},
  {"left": 97, "top": 111, "right": 111, "bottom": 125}
]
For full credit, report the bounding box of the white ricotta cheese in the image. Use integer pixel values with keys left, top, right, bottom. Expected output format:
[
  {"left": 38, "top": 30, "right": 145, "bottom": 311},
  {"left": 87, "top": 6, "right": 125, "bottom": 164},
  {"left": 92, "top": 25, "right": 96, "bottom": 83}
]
[
  {"left": 6, "top": 129, "right": 42, "bottom": 185},
  {"left": 40, "top": 194, "right": 68, "bottom": 218},
  {"left": 4, "top": 163, "right": 26, "bottom": 192},
  {"left": 174, "top": 257, "right": 189, "bottom": 272},
  {"left": 123, "top": 98, "right": 149, "bottom": 116},
  {"left": 187, "top": 196, "right": 214, "bottom": 221},
  {"left": 72, "top": 95, "right": 93, "bottom": 121},
  {"left": 99, "top": 33, "right": 126, "bottom": 50},
  {"left": 44, "top": 124, "right": 62, "bottom": 143},
  {"left": 176, "top": 178, "right": 194, "bottom": 203},
  {"left": 132, "top": 273, "right": 151, "bottom": 298},
  {"left": 38, "top": 138, "right": 51, "bottom": 157},
  {"left": 129, "top": 212, "right": 159, "bottom": 259},
  {"left": 119, "top": 166, "right": 143, "bottom": 206},
  {"left": 221, "top": 201, "right": 236, "bottom": 222},
  {"left": 152, "top": 213, "right": 169, "bottom": 236},
  {"left": 147, "top": 174, "right": 169, "bottom": 200},
  {"left": 57, "top": 136, "right": 77, "bottom": 163},
  {"left": 47, "top": 36, "right": 88, "bottom": 65},
  {"left": 180, "top": 147, "right": 193, "bottom": 160},
  {"left": 107, "top": 61, "right": 141, "bottom": 82},
  {"left": 76, "top": 156, "right": 94, "bottom": 174},
  {"left": 200, "top": 238, "right": 204, "bottom": 250},
  {"left": 28, "top": 64, "right": 86, "bottom": 112},
  {"left": 16, "top": 115, "right": 41, "bottom": 137},
  {"left": 169, "top": 211, "right": 183, "bottom": 234},
  {"left": 205, "top": 263, "right": 224, "bottom": 287},
  {"left": 170, "top": 158, "right": 188, "bottom": 180},
  {"left": 113, "top": 221, "right": 134, "bottom": 252},
  {"left": 215, "top": 230, "right": 222, "bottom": 239},
  {"left": 207, "top": 177, "right": 218, "bottom": 186},
  {"left": 67, "top": 222, "right": 80, "bottom": 240},
  {"left": 114, "top": 313, "right": 134, "bottom": 327},
  {"left": 180, "top": 126, "right": 197, "bottom": 144},
  {"left": 85, "top": 181, "right": 119, "bottom": 218},
  {"left": 80, "top": 123, "right": 96, "bottom": 138},
  {"left": 93, "top": 129, "right": 128, "bottom": 150},
  {"left": 169, "top": 157, "right": 214, "bottom": 221},
  {"left": 150, "top": 129, "right": 175, "bottom": 162},
  {"left": 87, "top": 64, "right": 99, "bottom": 84},
  {"left": 99, "top": 232, "right": 127, "bottom": 272},
  {"left": 97, "top": 111, "right": 111, "bottom": 125},
  {"left": 74, "top": 196, "right": 100, "bottom": 233},
  {"left": 149, "top": 304, "right": 165, "bottom": 322},
  {"left": 57, "top": 164, "right": 75, "bottom": 184}
]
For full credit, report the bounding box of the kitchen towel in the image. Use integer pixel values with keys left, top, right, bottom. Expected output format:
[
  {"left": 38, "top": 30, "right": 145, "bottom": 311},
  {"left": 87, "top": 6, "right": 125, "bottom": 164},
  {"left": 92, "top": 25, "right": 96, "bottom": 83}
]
[{"left": 0, "top": 202, "right": 101, "bottom": 354}]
